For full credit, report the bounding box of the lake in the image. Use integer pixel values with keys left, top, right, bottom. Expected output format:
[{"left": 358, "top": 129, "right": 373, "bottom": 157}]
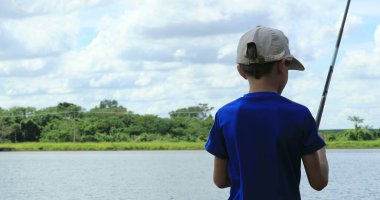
[{"left": 1, "top": 150, "right": 379, "bottom": 200}]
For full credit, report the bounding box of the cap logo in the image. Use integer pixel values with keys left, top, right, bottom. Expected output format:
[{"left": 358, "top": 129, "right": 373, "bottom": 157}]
[
  {"left": 246, "top": 42, "right": 257, "bottom": 60},
  {"left": 246, "top": 42, "right": 266, "bottom": 63}
]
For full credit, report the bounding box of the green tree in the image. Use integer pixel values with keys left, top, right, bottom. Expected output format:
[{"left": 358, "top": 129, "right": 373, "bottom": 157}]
[
  {"left": 344, "top": 116, "right": 379, "bottom": 141},
  {"left": 7, "top": 107, "right": 36, "bottom": 124},
  {"left": 33, "top": 112, "right": 61, "bottom": 127},
  {"left": 344, "top": 129, "right": 374, "bottom": 141},
  {"left": 0, "top": 102, "right": 217, "bottom": 143},
  {"left": 57, "top": 102, "right": 83, "bottom": 119},
  {"left": 0, "top": 108, "right": 11, "bottom": 142},
  {"left": 0, "top": 108, "right": 28, "bottom": 142},
  {"left": 347, "top": 116, "right": 364, "bottom": 130},
  {"left": 89, "top": 100, "right": 128, "bottom": 115},
  {"left": 86, "top": 100, "right": 131, "bottom": 138},
  {"left": 0, "top": 119, "right": 13, "bottom": 143},
  {"left": 99, "top": 99, "right": 119, "bottom": 109},
  {"left": 20, "top": 119, "right": 41, "bottom": 142},
  {"left": 169, "top": 103, "right": 213, "bottom": 120},
  {"left": 126, "top": 114, "right": 167, "bottom": 135},
  {"left": 40, "top": 119, "right": 73, "bottom": 142},
  {"left": 8, "top": 107, "right": 36, "bottom": 118}
]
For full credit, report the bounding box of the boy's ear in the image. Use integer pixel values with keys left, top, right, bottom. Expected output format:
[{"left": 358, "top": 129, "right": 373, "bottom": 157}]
[
  {"left": 277, "top": 59, "right": 287, "bottom": 74},
  {"left": 237, "top": 65, "right": 248, "bottom": 80}
]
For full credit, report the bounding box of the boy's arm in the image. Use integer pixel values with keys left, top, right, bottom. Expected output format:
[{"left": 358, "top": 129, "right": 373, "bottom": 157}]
[
  {"left": 213, "top": 156, "right": 230, "bottom": 188},
  {"left": 302, "top": 134, "right": 329, "bottom": 191}
]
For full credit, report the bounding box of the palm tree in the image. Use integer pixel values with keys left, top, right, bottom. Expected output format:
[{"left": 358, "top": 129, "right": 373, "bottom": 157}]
[{"left": 347, "top": 116, "right": 364, "bottom": 130}]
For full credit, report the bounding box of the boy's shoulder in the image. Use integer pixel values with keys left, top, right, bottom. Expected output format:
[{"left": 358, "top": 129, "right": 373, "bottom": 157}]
[{"left": 217, "top": 92, "right": 311, "bottom": 117}]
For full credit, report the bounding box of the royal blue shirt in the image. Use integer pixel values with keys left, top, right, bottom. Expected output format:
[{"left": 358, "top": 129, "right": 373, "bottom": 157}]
[{"left": 205, "top": 92, "right": 325, "bottom": 200}]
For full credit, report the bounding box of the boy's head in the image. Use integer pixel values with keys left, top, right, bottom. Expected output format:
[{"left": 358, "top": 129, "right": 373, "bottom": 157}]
[{"left": 236, "top": 26, "right": 304, "bottom": 80}]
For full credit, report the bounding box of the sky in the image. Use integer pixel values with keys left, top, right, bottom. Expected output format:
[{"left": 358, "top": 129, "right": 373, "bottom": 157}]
[{"left": 0, "top": 0, "right": 379, "bottom": 129}]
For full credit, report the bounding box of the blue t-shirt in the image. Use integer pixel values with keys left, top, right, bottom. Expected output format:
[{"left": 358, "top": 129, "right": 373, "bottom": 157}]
[{"left": 205, "top": 92, "right": 325, "bottom": 200}]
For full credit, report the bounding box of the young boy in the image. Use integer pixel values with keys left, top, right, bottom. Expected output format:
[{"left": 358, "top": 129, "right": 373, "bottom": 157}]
[{"left": 205, "top": 26, "right": 329, "bottom": 200}]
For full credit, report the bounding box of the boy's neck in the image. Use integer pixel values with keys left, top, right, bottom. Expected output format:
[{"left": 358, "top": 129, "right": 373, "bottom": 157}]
[{"left": 247, "top": 77, "right": 281, "bottom": 94}]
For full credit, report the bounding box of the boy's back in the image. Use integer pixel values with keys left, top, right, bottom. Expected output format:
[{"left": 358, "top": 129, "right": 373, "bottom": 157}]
[
  {"left": 206, "top": 92, "right": 325, "bottom": 199},
  {"left": 205, "top": 26, "right": 328, "bottom": 200}
]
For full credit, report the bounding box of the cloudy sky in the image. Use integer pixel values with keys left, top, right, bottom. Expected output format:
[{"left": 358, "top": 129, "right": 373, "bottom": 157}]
[{"left": 0, "top": 0, "right": 379, "bottom": 129}]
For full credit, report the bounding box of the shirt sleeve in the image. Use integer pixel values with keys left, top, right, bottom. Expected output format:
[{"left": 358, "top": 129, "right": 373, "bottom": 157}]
[
  {"left": 205, "top": 113, "right": 229, "bottom": 160},
  {"left": 301, "top": 109, "right": 326, "bottom": 156}
]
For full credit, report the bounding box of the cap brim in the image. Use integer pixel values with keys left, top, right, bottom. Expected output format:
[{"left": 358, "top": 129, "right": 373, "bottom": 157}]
[{"left": 287, "top": 57, "right": 305, "bottom": 71}]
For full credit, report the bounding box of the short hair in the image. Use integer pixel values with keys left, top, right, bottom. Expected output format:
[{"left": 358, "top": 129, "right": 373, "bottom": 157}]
[{"left": 239, "top": 61, "right": 278, "bottom": 79}]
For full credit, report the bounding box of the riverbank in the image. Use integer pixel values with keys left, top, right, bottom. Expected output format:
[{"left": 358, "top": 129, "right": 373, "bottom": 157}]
[
  {"left": 0, "top": 142, "right": 205, "bottom": 151},
  {"left": 1, "top": 140, "right": 380, "bottom": 151},
  {"left": 326, "top": 139, "right": 380, "bottom": 148}
]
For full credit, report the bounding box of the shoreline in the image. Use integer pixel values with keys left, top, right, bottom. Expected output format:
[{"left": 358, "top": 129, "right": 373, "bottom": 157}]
[
  {"left": 1, "top": 140, "right": 380, "bottom": 151},
  {"left": 0, "top": 142, "right": 205, "bottom": 151}
]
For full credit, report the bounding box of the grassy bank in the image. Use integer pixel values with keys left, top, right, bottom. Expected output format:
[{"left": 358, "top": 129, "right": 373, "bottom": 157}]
[
  {"left": 326, "top": 139, "right": 380, "bottom": 149},
  {"left": 0, "top": 142, "right": 205, "bottom": 151},
  {"left": 1, "top": 139, "right": 380, "bottom": 151}
]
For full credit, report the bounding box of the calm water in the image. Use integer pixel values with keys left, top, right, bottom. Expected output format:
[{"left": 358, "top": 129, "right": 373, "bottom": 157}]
[{"left": 0, "top": 150, "right": 379, "bottom": 200}]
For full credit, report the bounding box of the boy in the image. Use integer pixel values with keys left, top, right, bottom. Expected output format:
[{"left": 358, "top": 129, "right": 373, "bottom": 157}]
[{"left": 205, "top": 26, "right": 329, "bottom": 200}]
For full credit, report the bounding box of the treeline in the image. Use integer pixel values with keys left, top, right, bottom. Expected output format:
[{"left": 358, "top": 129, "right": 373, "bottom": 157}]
[
  {"left": 1, "top": 101, "right": 379, "bottom": 144},
  {"left": 323, "top": 116, "right": 380, "bottom": 141},
  {"left": 0, "top": 100, "right": 214, "bottom": 143}
]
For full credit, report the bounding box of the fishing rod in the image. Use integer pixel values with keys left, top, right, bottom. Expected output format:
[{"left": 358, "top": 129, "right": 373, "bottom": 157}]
[{"left": 316, "top": 0, "right": 351, "bottom": 129}]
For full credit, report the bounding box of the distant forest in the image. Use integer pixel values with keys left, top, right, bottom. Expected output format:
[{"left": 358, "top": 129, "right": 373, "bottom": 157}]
[
  {"left": 1, "top": 100, "right": 379, "bottom": 143},
  {"left": 0, "top": 100, "right": 214, "bottom": 143}
]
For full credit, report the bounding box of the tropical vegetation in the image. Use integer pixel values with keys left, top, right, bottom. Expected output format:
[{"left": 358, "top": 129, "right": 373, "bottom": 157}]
[
  {"left": 0, "top": 100, "right": 213, "bottom": 143},
  {"left": 1, "top": 100, "right": 379, "bottom": 150}
]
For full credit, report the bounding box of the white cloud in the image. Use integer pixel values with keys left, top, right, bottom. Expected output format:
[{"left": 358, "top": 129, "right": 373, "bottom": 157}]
[
  {"left": 353, "top": 0, "right": 380, "bottom": 17},
  {"left": 89, "top": 73, "right": 122, "bottom": 88},
  {"left": 0, "top": 0, "right": 379, "bottom": 129},
  {"left": 174, "top": 49, "right": 187, "bottom": 59},
  {"left": 338, "top": 14, "right": 363, "bottom": 35},
  {"left": 187, "top": 2, "right": 228, "bottom": 22},
  {"left": 1, "top": 14, "right": 78, "bottom": 57},
  {"left": 0, "top": 58, "right": 54, "bottom": 77},
  {"left": 320, "top": 24, "right": 380, "bottom": 128},
  {"left": 340, "top": 25, "right": 380, "bottom": 78},
  {"left": 20, "top": 59, "right": 45, "bottom": 71},
  {"left": 134, "top": 72, "right": 153, "bottom": 86},
  {"left": 375, "top": 26, "right": 380, "bottom": 45},
  {"left": 0, "top": 0, "right": 109, "bottom": 17},
  {"left": 217, "top": 43, "right": 235, "bottom": 60}
]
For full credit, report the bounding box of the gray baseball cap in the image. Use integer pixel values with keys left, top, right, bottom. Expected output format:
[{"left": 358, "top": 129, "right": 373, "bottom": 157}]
[{"left": 236, "top": 26, "right": 304, "bottom": 71}]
